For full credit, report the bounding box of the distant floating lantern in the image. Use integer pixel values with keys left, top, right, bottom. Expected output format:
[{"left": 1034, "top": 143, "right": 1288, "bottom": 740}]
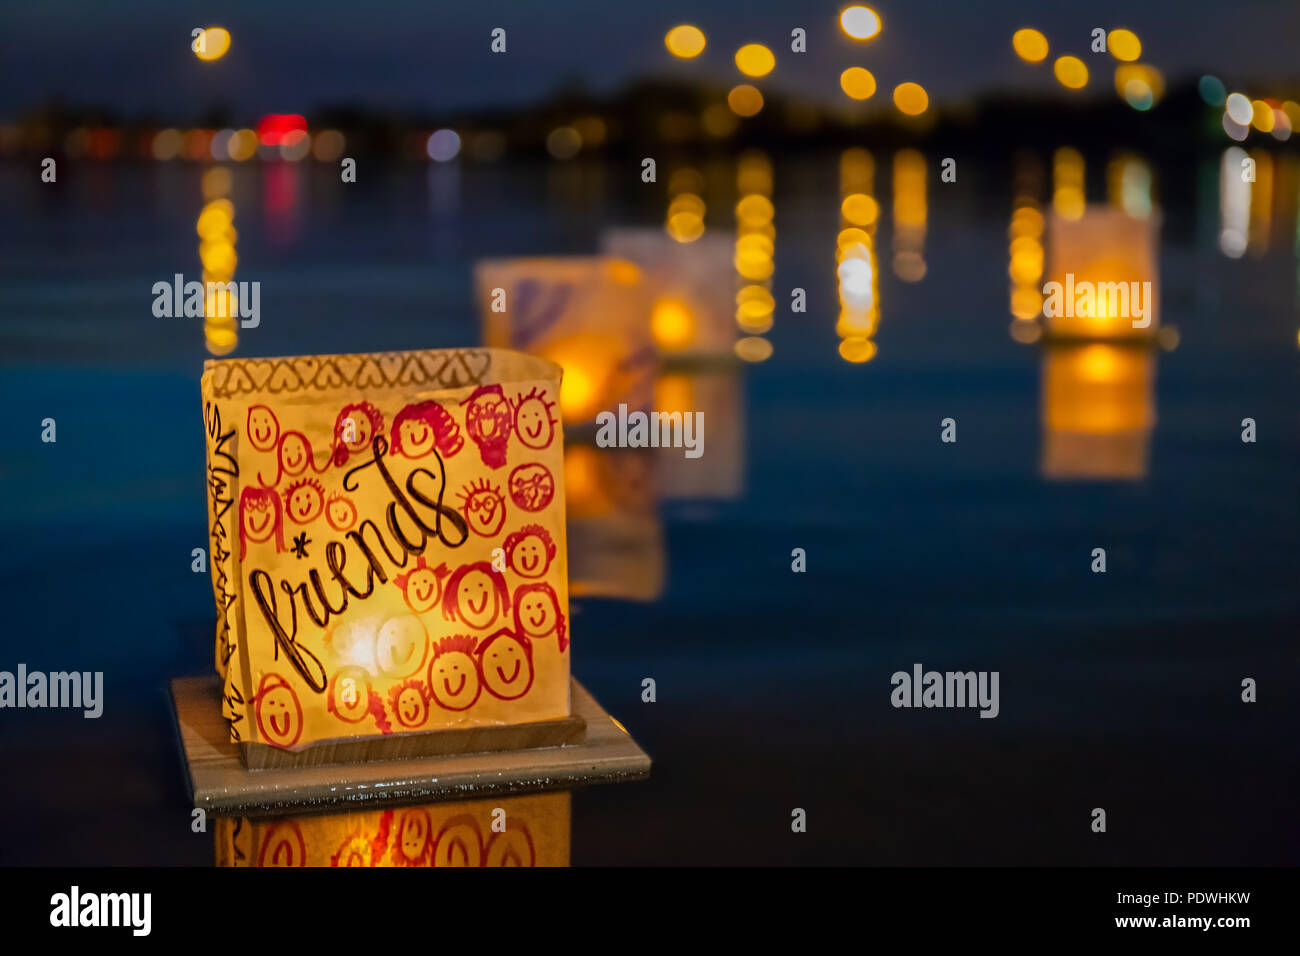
[
  {"left": 727, "top": 84, "right": 764, "bottom": 117},
  {"left": 1043, "top": 205, "right": 1160, "bottom": 339}
]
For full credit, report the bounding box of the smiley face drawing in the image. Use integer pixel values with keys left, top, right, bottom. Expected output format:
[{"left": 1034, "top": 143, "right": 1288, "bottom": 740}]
[
  {"left": 331, "top": 401, "right": 383, "bottom": 466},
  {"left": 503, "top": 524, "right": 557, "bottom": 579},
  {"left": 441, "top": 562, "right": 511, "bottom": 630},
  {"left": 254, "top": 674, "right": 304, "bottom": 749},
  {"left": 256, "top": 821, "right": 307, "bottom": 867},
  {"left": 457, "top": 478, "right": 507, "bottom": 538},
  {"left": 327, "top": 666, "right": 373, "bottom": 725},
  {"left": 390, "top": 808, "right": 434, "bottom": 866},
  {"left": 460, "top": 384, "right": 514, "bottom": 469},
  {"left": 239, "top": 486, "right": 284, "bottom": 560},
  {"left": 512, "top": 582, "right": 569, "bottom": 653},
  {"left": 375, "top": 614, "right": 428, "bottom": 679},
  {"left": 324, "top": 492, "right": 358, "bottom": 532},
  {"left": 512, "top": 386, "right": 558, "bottom": 450},
  {"left": 393, "top": 557, "right": 451, "bottom": 615},
  {"left": 284, "top": 476, "right": 325, "bottom": 525},
  {"left": 475, "top": 629, "right": 535, "bottom": 701},
  {"left": 508, "top": 462, "right": 556, "bottom": 513},
  {"left": 432, "top": 814, "right": 484, "bottom": 867},
  {"left": 278, "top": 431, "right": 315, "bottom": 478},
  {"left": 387, "top": 678, "right": 430, "bottom": 730},
  {"left": 485, "top": 824, "right": 536, "bottom": 867},
  {"left": 389, "top": 400, "right": 464, "bottom": 460},
  {"left": 427, "top": 635, "right": 482, "bottom": 711},
  {"left": 247, "top": 404, "right": 281, "bottom": 452}
]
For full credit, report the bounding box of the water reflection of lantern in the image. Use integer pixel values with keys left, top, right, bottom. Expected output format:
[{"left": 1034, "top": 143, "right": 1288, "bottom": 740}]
[
  {"left": 891, "top": 149, "right": 927, "bottom": 282},
  {"left": 653, "top": 368, "right": 744, "bottom": 500},
  {"left": 601, "top": 227, "right": 735, "bottom": 359},
  {"left": 199, "top": 169, "right": 239, "bottom": 356},
  {"left": 734, "top": 151, "right": 774, "bottom": 358},
  {"left": 564, "top": 444, "right": 665, "bottom": 601},
  {"left": 216, "top": 792, "right": 570, "bottom": 867},
  {"left": 1041, "top": 343, "right": 1155, "bottom": 480},
  {"left": 475, "top": 256, "right": 656, "bottom": 425},
  {"left": 1009, "top": 151, "right": 1046, "bottom": 342},
  {"left": 1044, "top": 205, "right": 1160, "bottom": 339},
  {"left": 837, "top": 147, "right": 880, "bottom": 362}
]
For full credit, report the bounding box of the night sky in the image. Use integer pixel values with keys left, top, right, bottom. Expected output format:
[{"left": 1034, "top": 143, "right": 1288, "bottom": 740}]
[{"left": 1, "top": 0, "right": 1297, "bottom": 118}]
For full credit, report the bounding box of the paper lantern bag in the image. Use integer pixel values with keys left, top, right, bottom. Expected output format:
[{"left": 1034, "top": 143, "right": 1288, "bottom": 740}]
[{"left": 201, "top": 347, "right": 570, "bottom": 755}]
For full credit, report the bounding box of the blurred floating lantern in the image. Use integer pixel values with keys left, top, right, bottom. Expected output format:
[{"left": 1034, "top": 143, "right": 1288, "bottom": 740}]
[
  {"left": 840, "top": 67, "right": 877, "bottom": 101},
  {"left": 893, "top": 82, "right": 929, "bottom": 116},
  {"left": 475, "top": 257, "right": 656, "bottom": 426},
  {"left": 216, "top": 792, "right": 570, "bottom": 867},
  {"left": 1053, "top": 56, "right": 1089, "bottom": 90},
  {"left": 728, "top": 84, "right": 764, "bottom": 117},
  {"left": 734, "top": 43, "right": 775, "bottom": 78},
  {"left": 602, "top": 228, "right": 736, "bottom": 360},
  {"left": 1041, "top": 343, "right": 1155, "bottom": 480},
  {"left": 1044, "top": 205, "right": 1160, "bottom": 339},
  {"left": 840, "top": 6, "right": 882, "bottom": 40},
  {"left": 564, "top": 444, "right": 664, "bottom": 601},
  {"left": 1106, "top": 29, "right": 1141, "bottom": 62}
]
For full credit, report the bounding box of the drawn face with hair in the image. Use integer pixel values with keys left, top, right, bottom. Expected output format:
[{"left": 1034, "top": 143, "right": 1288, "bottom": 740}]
[
  {"left": 325, "top": 494, "right": 357, "bottom": 532},
  {"left": 462, "top": 385, "right": 513, "bottom": 468},
  {"left": 459, "top": 480, "right": 507, "bottom": 538},
  {"left": 428, "top": 637, "right": 481, "bottom": 711},
  {"left": 285, "top": 479, "right": 325, "bottom": 524},
  {"left": 513, "top": 388, "right": 558, "bottom": 450},
  {"left": 505, "top": 525, "right": 555, "bottom": 579},
  {"left": 388, "top": 679, "right": 429, "bottom": 729}
]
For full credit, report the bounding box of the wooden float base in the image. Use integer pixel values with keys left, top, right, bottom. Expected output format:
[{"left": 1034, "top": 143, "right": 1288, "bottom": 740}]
[{"left": 171, "top": 676, "right": 650, "bottom": 817}]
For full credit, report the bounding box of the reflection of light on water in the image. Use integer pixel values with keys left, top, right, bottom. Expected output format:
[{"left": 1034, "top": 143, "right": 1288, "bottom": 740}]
[
  {"left": 1053, "top": 147, "right": 1085, "bottom": 220},
  {"left": 1041, "top": 343, "right": 1155, "bottom": 480},
  {"left": 733, "top": 152, "right": 774, "bottom": 357},
  {"left": 837, "top": 147, "right": 879, "bottom": 362},
  {"left": 1009, "top": 150, "right": 1045, "bottom": 335},
  {"left": 200, "top": 169, "right": 239, "bottom": 356},
  {"left": 1108, "top": 153, "right": 1152, "bottom": 219},
  {"left": 666, "top": 166, "right": 705, "bottom": 243},
  {"left": 1220, "top": 146, "right": 1251, "bottom": 258},
  {"left": 1248, "top": 149, "right": 1273, "bottom": 254},
  {"left": 892, "top": 149, "right": 927, "bottom": 281}
]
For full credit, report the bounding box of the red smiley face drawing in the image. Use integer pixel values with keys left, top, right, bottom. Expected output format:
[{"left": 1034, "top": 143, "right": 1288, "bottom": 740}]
[
  {"left": 457, "top": 478, "right": 507, "bottom": 538},
  {"left": 247, "top": 404, "right": 281, "bottom": 452},
  {"left": 475, "top": 628, "right": 535, "bottom": 701},
  {"left": 284, "top": 477, "right": 325, "bottom": 525},
  {"left": 254, "top": 674, "right": 304, "bottom": 749},
  {"left": 508, "top": 462, "right": 555, "bottom": 513},
  {"left": 257, "top": 821, "right": 307, "bottom": 867},
  {"left": 325, "top": 492, "right": 358, "bottom": 532},
  {"left": 511, "top": 386, "right": 558, "bottom": 450}
]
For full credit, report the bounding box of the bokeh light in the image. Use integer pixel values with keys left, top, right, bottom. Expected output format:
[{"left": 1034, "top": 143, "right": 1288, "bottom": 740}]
[
  {"left": 735, "top": 44, "right": 775, "bottom": 78},
  {"left": 664, "top": 25, "right": 706, "bottom": 59},
  {"left": 1053, "top": 56, "right": 1088, "bottom": 90},
  {"left": 1198, "top": 75, "right": 1226, "bottom": 106},
  {"left": 427, "top": 128, "right": 461, "bottom": 162},
  {"left": 1012, "top": 28, "right": 1049, "bottom": 63},
  {"left": 728, "top": 85, "right": 764, "bottom": 117},
  {"left": 893, "top": 82, "right": 929, "bottom": 116},
  {"left": 840, "top": 6, "right": 882, "bottom": 40},
  {"left": 546, "top": 126, "right": 581, "bottom": 160},
  {"left": 193, "top": 27, "right": 231, "bottom": 63},
  {"left": 1224, "top": 93, "right": 1253, "bottom": 126},
  {"left": 1107, "top": 29, "right": 1141, "bottom": 62},
  {"left": 840, "top": 67, "right": 877, "bottom": 101}
]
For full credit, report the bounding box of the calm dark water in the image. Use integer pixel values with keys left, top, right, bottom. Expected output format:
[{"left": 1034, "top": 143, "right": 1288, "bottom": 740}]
[{"left": 0, "top": 151, "right": 1296, "bottom": 865}]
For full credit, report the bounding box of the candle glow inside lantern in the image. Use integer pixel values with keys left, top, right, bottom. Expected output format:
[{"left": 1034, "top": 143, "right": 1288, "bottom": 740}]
[
  {"left": 201, "top": 347, "right": 575, "bottom": 766},
  {"left": 1043, "top": 206, "right": 1160, "bottom": 339},
  {"left": 1041, "top": 343, "right": 1155, "bottom": 479},
  {"left": 601, "top": 228, "right": 737, "bottom": 359},
  {"left": 475, "top": 257, "right": 656, "bottom": 426}
]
